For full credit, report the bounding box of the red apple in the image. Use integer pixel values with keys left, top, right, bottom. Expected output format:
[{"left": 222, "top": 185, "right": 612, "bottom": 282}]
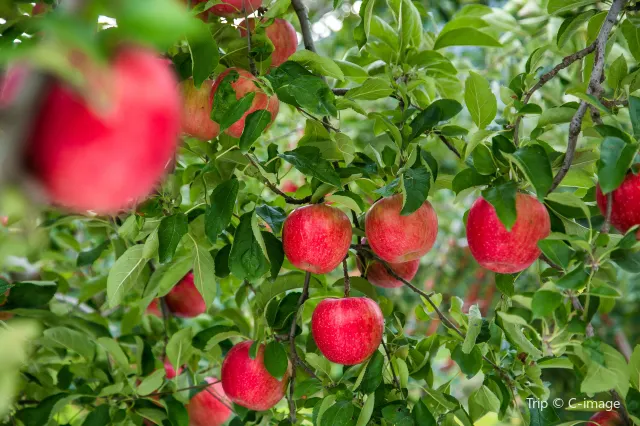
[
  {"left": 466, "top": 192, "right": 550, "bottom": 274},
  {"left": 188, "top": 377, "right": 232, "bottom": 426},
  {"left": 357, "top": 238, "right": 419, "bottom": 288},
  {"left": 210, "top": 0, "right": 262, "bottom": 16},
  {"left": 312, "top": 297, "right": 384, "bottom": 365},
  {"left": 588, "top": 411, "right": 623, "bottom": 426},
  {"left": 280, "top": 180, "right": 299, "bottom": 193},
  {"left": 146, "top": 299, "right": 161, "bottom": 317},
  {"left": 164, "top": 272, "right": 207, "bottom": 318},
  {"left": 32, "top": 3, "right": 48, "bottom": 15},
  {"left": 210, "top": 68, "right": 279, "bottom": 138},
  {"left": 163, "top": 358, "right": 183, "bottom": 379},
  {"left": 180, "top": 78, "right": 220, "bottom": 140},
  {"left": 596, "top": 173, "right": 640, "bottom": 238},
  {"left": 10, "top": 47, "right": 180, "bottom": 213},
  {"left": 221, "top": 341, "right": 289, "bottom": 411},
  {"left": 238, "top": 18, "right": 298, "bottom": 67},
  {"left": 282, "top": 204, "right": 352, "bottom": 274},
  {"left": 365, "top": 194, "right": 438, "bottom": 263}
]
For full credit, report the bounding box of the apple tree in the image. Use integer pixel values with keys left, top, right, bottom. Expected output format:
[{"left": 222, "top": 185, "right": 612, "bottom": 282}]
[{"left": 1, "top": 0, "right": 640, "bottom": 425}]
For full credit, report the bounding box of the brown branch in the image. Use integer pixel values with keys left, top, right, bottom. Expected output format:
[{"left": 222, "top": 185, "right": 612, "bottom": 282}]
[
  {"left": 288, "top": 271, "right": 312, "bottom": 423},
  {"left": 539, "top": 253, "right": 563, "bottom": 270},
  {"left": 601, "top": 192, "right": 613, "bottom": 234},
  {"left": 602, "top": 98, "right": 629, "bottom": 108},
  {"left": 291, "top": 0, "right": 316, "bottom": 53},
  {"left": 342, "top": 258, "right": 350, "bottom": 297},
  {"left": 245, "top": 154, "right": 311, "bottom": 205},
  {"left": 437, "top": 134, "right": 462, "bottom": 159},
  {"left": 548, "top": 0, "right": 627, "bottom": 193},
  {"left": 611, "top": 390, "right": 634, "bottom": 426},
  {"left": 242, "top": 2, "right": 258, "bottom": 77}
]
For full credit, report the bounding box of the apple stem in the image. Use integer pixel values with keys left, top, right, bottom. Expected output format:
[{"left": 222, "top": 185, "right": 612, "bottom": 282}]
[{"left": 342, "top": 258, "right": 350, "bottom": 298}]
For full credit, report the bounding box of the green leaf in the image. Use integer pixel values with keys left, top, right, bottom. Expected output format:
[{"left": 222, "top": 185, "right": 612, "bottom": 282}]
[
  {"left": 205, "top": 179, "right": 239, "bottom": 244},
  {"left": 147, "top": 255, "right": 193, "bottom": 298},
  {"left": 43, "top": 327, "right": 95, "bottom": 360},
  {"left": 505, "top": 145, "right": 553, "bottom": 200},
  {"left": 532, "top": 290, "right": 563, "bottom": 318},
  {"left": 264, "top": 341, "right": 288, "bottom": 380},
  {"left": 465, "top": 71, "right": 497, "bottom": 129},
  {"left": 192, "top": 325, "right": 243, "bottom": 351},
  {"left": 401, "top": 167, "right": 431, "bottom": 216},
  {"left": 164, "top": 396, "right": 189, "bottom": 426},
  {"left": 538, "top": 239, "right": 573, "bottom": 270},
  {"left": 548, "top": 0, "right": 597, "bottom": 14},
  {"left": 289, "top": 50, "right": 345, "bottom": 80},
  {"left": 629, "top": 96, "right": 640, "bottom": 140},
  {"left": 608, "top": 55, "right": 627, "bottom": 92},
  {"left": 262, "top": 231, "right": 284, "bottom": 279},
  {"left": 77, "top": 240, "right": 110, "bottom": 267},
  {"left": 557, "top": 10, "right": 596, "bottom": 48},
  {"left": 555, "top": 264, "right": 589, "bottom": 290},
  {"left": 254, "top": 273, "right": 322, "bottom": 314},
  {"left": 97, "top": 337, "right": 129, "bottom": 370},
  {"left": 462, "top": 305, "right": 482, "bottom": 354},
  {"left": 279, "top": 146, "right": 342, "bottom": 187},
  {"left": 191, "top": 243, "right": 216, "bottom": 308},
  {"left": 82, "top": 404, "right": 110, "bottom": 426},
  {"left": 408, "top": 99, "right": 463, "bottom": 140},
  {"left": 472, "top": 144, "right": 497, "bottom": 175},
  {"left": 597, "top": 137, "right": 639, "bottom": 194},
  {"left": 452, "top": 168, "right": 493, "bottom": 193},
  {"left": 360, "top": 350, "right": 384, "bottom": 393},
  {"left": 469, "top": 385, "right": 501, "bottom": 421},
  {"left": 481, "top": 181, "right": 518, "bottom": 231},
  {"left": 434, "top": 28, "right": 502, "bottom": 50},
  {"left": 137, "top": 369, "right": 165, "bottom": 396},
  {"left": 622, "top": 20, "right": 640, "bottom": 63},
  {"left": 630, "top": 345, "right": 640, "bottom": 389},
  {"left": 495, "top": 274, "right": 515, "bottom": 297},
  {"left": 240, "top": 110, "right": 272, "bottom": 152},
  {"left": 452, "top": 344, "right": 482, "bottom": 378},
  {"left": 158, "top": 213, "right": 188, "bottom": 264},
  {"left": 166, "top": 328, "right": 193, "bottom": 375},
  {"left": 500, "top": 321, "right": 543, "bottom": 360},
  {"left": 346, "top": 78, "right": 394, "bottom": 101},
  {"left": 188, "top": 21, "right": 219, "bottom": 87},
  {"left": 390, "top": 0, "right": 422, "bottom": 52},
  {"left": 356, "top": 394, "right": 376, "bottom": 426},
  {"left": 229, "top": 211, "right": 270, "bottom": 281},
  {"left": 107, "top": 245, "right": 147, "bottom": 308},
  {"left": 577, "top": 341, "right": 629, "bottom": 397},
  {"left": 354, "top": 0, "right": 375, "bottom": 49},
  {"left": 413, "top": 399, "right": 437, "bottom": 426},
  {"left": 2, "top": 281, "right": 57, "bottom": 309},
  {"left": 256, "top": 204, "right": 287, "bottom": 235},
  {"left": 321, "top": 400, "right": 354, "bottom": 426},
  {"left": 610, "top": 248, "right": 640, "bottom": 273}
]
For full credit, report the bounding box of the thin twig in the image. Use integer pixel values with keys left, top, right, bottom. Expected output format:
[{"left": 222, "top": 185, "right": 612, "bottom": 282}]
[
  {"left": 570, "top": 293, "right": 595, "bottom": 338},
  {"left": 245, "top": 154, "right": 312, "bottom": 205},
  {"left": 242, "top": 1, "right": 258, "bottom": 77},
  {"left": 381, "top": 338, "right": 402, "bottom": 394},
  {"left": 601, "top": 192, "right": 613, "bottom": 234},
  {"left": 342, "top": 258, "right": 351, "bottom": 297},
  {"left": 611, "top": 390, "right": 634, "bottom": 426},
  {"left": 288, "top": 271, "right": 312, "bottom": 423},
  {"left": 539, "top": 253, "right": 562, "bottom": 270},
  {"left": 437, "top": 134, "right": 462, "bottom": 159},
  {"left": 291, "top": 0, "right": 316, "bottom": 53}
]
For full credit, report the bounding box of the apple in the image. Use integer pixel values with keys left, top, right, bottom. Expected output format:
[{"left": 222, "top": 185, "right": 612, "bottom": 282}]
[
  {"left": 588, "top": 411, "right": 623, "bottom": 426},
  {"left": 357, "top": 238, "right": 419, "bottom": 288},
  {"left": 180, "top": 78, "right": 220, "bottom": 140},
  {"left": 238, "top": 18, "right": 298, "bottom": 67},
  {"left": 596, "top": 173, "right": 640, "bottom": 238},
  {"left": 466, "top": 192, "right": 550, "bottom": 274},
  {"left": 163, "top": 357, "right": 183, "bottom": 379},
  {"left": 164, "top": 272, "right": 207, "bottom": 318},
  {"left": 32, "top": 3, "right": 48, "bottom": 15},
  {"left": 311, "top": 297, "right": 384, "bottom": 365},
  {"left": 146, "top": 299, "right": 161, "bottom": 317},
  {"left": 280, "top": 180, "right": 299, "bottom": 193},
  {"left": 210, "top": 0, "right": 262, "bottom": 16},
  {"left": 7, "top": 47, "right": 180, "bottom": 213},
  {"left": 210, "top": 67, "right": 279, "bottom": 138},
  {"left": 221, "top": 341, "right": 289, "bottom": 411},
  {"left": 365, "top": 194, "right": 438, "bottom": 263},
  {"left": 188, "top": 377, "right": 233, "bottom": 426},
  {"left": 282, "top": 204, "right": 353, "bottom": 274}
]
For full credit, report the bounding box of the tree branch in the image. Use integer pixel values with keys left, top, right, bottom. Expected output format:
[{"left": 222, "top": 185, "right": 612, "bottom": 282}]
[
  {"left": 291, "top": 0, "right": 316, "bottom": 53},
  {"left": 242, "top": 2, "right": 258, "bottom": 77},
  {"left": 342, "top": 258, "right": 350, "bottom": 297},
  {"left": 245, "top": 154, "right": 312, "bottom": 204},
  {"left": 288, "top": 271, "right": 312, "bottom": 423},
  {"left": 437, "top": 134, "right": 462, "bottom": 159}
]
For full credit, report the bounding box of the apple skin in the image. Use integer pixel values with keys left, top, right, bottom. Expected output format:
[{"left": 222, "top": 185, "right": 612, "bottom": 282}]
[
  {"left": 187, "top": 377, "right": 232, "bottom": 426},
  {"left": 164, "top": 272, "right": 207, "bottom": 318},
  {"left": 238, "top": 18, "right": 298, "bottom": 67},
  {"left": 466, "top": 193, "right": 550, "bottom": 274},
  {"left": 209, "top": 0, "right": 262, "bottom": 16},
  {"left": 17, "top": 47, "right": 180, "bottom": 213},
  {"left": 282, "top": 204, "right": 353, "bottom": 274},
  {"left": 210, "top": 68, "right": 279, "bottom": 138},
  {"left": 32, "top": 3, "right": 47, "bottom": 15},
  {"left": 365, "top": 194, "right": 438, "bottom": 263},
  {"left": 221, "top": 341, "right": 289, "bottom": 411},
  {"left": 280, "top": 180, "right": 299, "bottom": 193},
  {"left": 163, "top": 358, "right": 183, "bottom": 379},
  {"left": 357, "top": 238, "right": 419, "bottom": 288},
  {"left": 596, "top": 173, "right": 640, "bottom": 238},
  {"left": 312, "top": 297, "right": 384, "bottom": 365},
  {"left": 588, "top": 411, "right": 623, "bottom": 426},
  {"left": 180, "top": 78, "right": 220, "bottom": 140}
]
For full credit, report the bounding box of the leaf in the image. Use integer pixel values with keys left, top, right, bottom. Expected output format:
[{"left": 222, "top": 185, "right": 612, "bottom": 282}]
[
  {"left": 465, "top": 71, "right": 497, "bottom": 129},
  {"left": 555, "top": 264, "right": 589, "bottom": 290},
  {"left": 505, "top": 145, "right": 553, "bottom": 200},
  {"left": 608, "top": 55, "right": 628, "bottom": 92},
  {"left": 462, "top": 305, "right": 482, "bottom": 354},
  {"left": 356, "top": 394, "right": 376, "bottom": 426},
  {"left": 413, "top": 399, "right": 437, "bottom": 426},
  {"left": 164, "top": 396, "right": 189, "bottom": 426},
  {"left": 360, "top": 351, "right": 384, "bottom": 393},
  {"left": 597, "top": 137, "right": 639, "bottom": 194},
  {"left": 610, "top": 248, "right": 640, "bottom": 273},
  {"left": 391, "top": 0, "right": 422, "bottom": 52},
  {"left": 354, "top": 0, "right": 375, "bottom": 49},
  {"left": 2, "top": 281, "right": 57, "bottom": 309},
  {"left": 629, "top": 96, "right": 640, "bottom": 140},
  {"left": 229, "top": 211, "right": 270, "bottom": 281},
  {"left": 452, "top": 345, "right": 482, "bottom": 378},
  {"left": 346, "top": 78, "right": 394, "bottom": 101},
  {"left": 622, "top": 20, "right": 640, "bottom": 63},
  {"left": 77, "top": 240, "right": 110, "bottom": 267},
  {"left": 557, "top": 10, "right": 596, "bottom": 48},
  {"left": 548, "top": 0, "right": 598, "bottom": 14},
  {"left": 97, "top": 337, "right": 129, "bottom": 370},
  {"left": 630, "top": 345, "right": 640, "bottom": 389},
  {"left": 408, "top": 99, "right": 463, "bottom": 140},
  {"left": 43, "top": 327, "right": 95, "bottom": 360},
  {"left": 205, "top": 179, "right": 239, "bottom": 244},
  {"left": 472, "top": 144, "right": 497, "bottom": 175},
  {"left": 434, "top": 28, "right": 502, "bottom": 50},
  {"left": 107, "top": 245, "right": 147, "bottom": 308},
  {"left": 82, "top": 404, "right": 110, "bottom": 425},
  {"left": 191, "top": 243, "right": 216, "bottom": 308},
  {"left": 240, "top": 110, "right": 272, "bottom": 152},
  {"left": 321, "top": 400, "right": 354, "bottom": 426},
  {"left": 538, "top": 239, "right": 573, "bottom": 270},
  {"left": 192, "top": 325, "right": 243, "bottom": 351},
  {"left": 264, "top": 341, "right": 288, "bottom": 380},
  {"left": 279, "top": 146, "right": 342, "bottom": 187},
  {"left": 262, "top": 231, "right": 284, "bottom": 279},
  {"left": 158, "top": 213, "right": 188, "bottom": 264},
  {"left": 166, "top": 328, "right": 193, "bottom": 374},
  {"left": 137, "top": 369, "right": 165, "bottom": 396},
  {"left": 495, "top": 274, "right": 515, "bottom": 297},
  {"left": 147, "top": 255, "right": 193, "bottom": 298},
  {"left": 188, "top": 21, "right": 219, "bottom": 87},
  {"left": 531, "top": 290, "right": 563, "bottom": 318},
  {"left": 481, "top": 181, "right": 518, "bottom": 231},
  {"left": 254, "top": 272, "right": 321, "bottom": 313},
  {"left": 289, "top": 50, "right": 345, "bottom": 80},
  {"left": 469, "top": 386, "right": 501, "bottom": 421},
  {"left": 578, "top": 342, "right": 629, "bottom": 397},
  {"left": 401, "top": 167, "right": 431, "bottom": 216},
  {"left": 452, "top": 168, "right": 492, "bottom": 193},
  {"left": 256, "top": 204, "right": 287, "bottom": 235},
  {"left": 500, "top": 321, "right": 543, "bottom": 360}
]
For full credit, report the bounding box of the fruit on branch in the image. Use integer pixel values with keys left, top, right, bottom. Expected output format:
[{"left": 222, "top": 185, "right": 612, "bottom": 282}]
[
  {"left": 221, "top": 341, "right": 289, "bottom": 411},
  {"left": 596, "top": 173, "right": 640, "bottom": 238},
  {"left": 210, "top": 68, "right": 279, "bottom": 138},
  {"left": 32, "top": 3, "right": 48, "bottom": 15},
  {"left": 209, "top": 0, "right": 263, "bottom": 16},
  {"left": 238, "top": 18, "right": 298, "bottom": 67},
  {"left": 10, "top": 47, "right": 180, "bottom": 213},
  {"left": 466, "top": 192, "right": 550, "bottom": 274},
  {"left": 282, "top": 204, "right": 352, "bottom": 274},
  {"left": 280, "top": 180, "right": 299, "bottom": 193},
  {"left": 180, "top": 78, "right": 220, "bottom": 140},
  {"left": 312, "top": 297, "right": 384, "bottom": 365},
  {"left": 187, "top": 377, "right": 232, "bottom": 426},
  {"left": 587, "top": 410, "right": 623, "bottom": 426},
  {"left": 357, "top": 238, "right": 419, "bottom": 288},
  {"left": 365, "top": 194, "right": 438, "bottom": 263},
  {"left": 163, "top": 357, "right": 183, "bottom": 379},
  {"left": 146, "top": 299, "right": 161, "bottom": 317},
  {"left": 164, "top": 272, "right": 207, "bottom": 318}
]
